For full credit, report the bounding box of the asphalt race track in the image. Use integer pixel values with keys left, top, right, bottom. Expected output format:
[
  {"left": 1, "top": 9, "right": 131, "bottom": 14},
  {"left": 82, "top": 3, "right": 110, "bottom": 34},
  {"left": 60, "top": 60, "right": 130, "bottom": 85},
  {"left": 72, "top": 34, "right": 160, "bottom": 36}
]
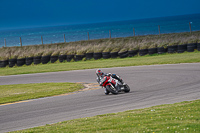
[{"left": 0, "top": 63, "right": 200, "bottom": 132}]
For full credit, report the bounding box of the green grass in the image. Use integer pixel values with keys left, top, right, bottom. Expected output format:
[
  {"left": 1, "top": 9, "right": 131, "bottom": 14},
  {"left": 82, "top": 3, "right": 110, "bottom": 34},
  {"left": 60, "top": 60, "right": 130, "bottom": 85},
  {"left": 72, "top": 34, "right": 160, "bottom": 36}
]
[
  {"left": 0, "top": 82, "right": 84, "bottom": 104},
  {"left": 1, "top": 51, "right": 200, "bottom": 76},
  {"left": 11, "top": 100, "right": 200, "bottom": 133}
]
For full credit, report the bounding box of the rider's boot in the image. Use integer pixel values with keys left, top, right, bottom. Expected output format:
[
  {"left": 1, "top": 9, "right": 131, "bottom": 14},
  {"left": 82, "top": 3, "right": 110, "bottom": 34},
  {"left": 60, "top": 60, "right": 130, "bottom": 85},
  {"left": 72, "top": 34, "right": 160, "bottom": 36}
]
[
  {"left": 119, "top": 79, "right": 126, "bottom": 85},
  {"left": 120, "top": 78, "right": 126, "bottom": 85}
]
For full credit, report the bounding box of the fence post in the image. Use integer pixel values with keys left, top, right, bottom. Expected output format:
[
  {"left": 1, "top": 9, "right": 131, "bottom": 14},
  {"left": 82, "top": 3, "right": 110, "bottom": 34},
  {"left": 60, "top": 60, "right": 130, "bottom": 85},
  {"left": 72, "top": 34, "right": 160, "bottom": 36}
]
[
  {"left": 109, "top": 30, "right": 111, "bottom": 38},
  {"left": 64, "top": 34, "right": 66, "bottom": 42},
  {"left": 4, "top": 38, "right": 6, "bottom": 47},
  {"left": 20, "top": 37, "right": 22, "bottom": 47},
  {"left": 189, "top": 22, "right": 192, "bottom": 34},
  {"left": 41, "top": 36, "right": 43, "bottom": 45},
  {"left": 158, "top": 25, "right": 161, "bottom": 37},
  {"left": 87, "top": 32, "right": 90, "bottom": 40},
  {"left": 133, "top": 28, "right": 135, "bottom": 36}
]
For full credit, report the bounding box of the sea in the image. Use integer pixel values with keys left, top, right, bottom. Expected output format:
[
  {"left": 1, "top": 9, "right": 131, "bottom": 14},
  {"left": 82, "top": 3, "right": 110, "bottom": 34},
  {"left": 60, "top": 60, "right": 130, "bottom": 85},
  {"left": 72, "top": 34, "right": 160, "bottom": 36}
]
[{"left": 0, "top": 13, "right": 200, "bottom": 47}]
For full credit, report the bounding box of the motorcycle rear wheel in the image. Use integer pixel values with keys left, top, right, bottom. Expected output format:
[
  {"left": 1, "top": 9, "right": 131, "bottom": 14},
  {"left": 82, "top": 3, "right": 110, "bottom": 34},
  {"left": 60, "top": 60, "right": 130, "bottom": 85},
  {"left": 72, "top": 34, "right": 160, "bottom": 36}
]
[
  {"left": 106, "top": 85, "right": 118, "bottom": 95},
  {"left": 124, "top": 84, "right": 130, "bottom": 93}
]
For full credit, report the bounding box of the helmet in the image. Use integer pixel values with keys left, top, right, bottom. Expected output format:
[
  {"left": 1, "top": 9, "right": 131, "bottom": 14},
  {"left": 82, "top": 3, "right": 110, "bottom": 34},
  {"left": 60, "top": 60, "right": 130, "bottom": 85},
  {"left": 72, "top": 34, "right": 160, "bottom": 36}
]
[{"left": 96, "top": 69, "right": 103, "bottom": 76}]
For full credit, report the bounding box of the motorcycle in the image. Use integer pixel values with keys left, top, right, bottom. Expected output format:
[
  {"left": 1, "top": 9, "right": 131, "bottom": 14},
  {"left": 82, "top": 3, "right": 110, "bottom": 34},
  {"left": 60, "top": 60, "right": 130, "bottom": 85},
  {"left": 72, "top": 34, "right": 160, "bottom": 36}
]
[{"left": 99, "top": 75, "right": 130, "bottom": 95}]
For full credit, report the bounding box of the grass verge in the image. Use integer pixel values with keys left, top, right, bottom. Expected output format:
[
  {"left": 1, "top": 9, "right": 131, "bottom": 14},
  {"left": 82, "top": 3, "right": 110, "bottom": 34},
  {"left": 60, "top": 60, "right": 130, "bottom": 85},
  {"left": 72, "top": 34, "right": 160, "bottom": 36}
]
[
  {"left": 0, "top": 82, "right": 84, "bottom": 104},
  {"left": 0, "top": 51, "right": 200, "bottom": 76},
  {"left": 1, "top": 51, "right": 200, "bottom": 76},
  {"left": 11, "top": 100, "right": 200, "bottom": 133}
]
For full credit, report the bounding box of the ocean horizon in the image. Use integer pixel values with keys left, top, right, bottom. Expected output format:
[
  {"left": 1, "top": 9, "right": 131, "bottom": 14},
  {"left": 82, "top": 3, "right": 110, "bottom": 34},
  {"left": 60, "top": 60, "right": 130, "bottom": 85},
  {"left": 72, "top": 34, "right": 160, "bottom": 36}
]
[{"left": 1, "top": 13, "right": 200, "bottom": 47}]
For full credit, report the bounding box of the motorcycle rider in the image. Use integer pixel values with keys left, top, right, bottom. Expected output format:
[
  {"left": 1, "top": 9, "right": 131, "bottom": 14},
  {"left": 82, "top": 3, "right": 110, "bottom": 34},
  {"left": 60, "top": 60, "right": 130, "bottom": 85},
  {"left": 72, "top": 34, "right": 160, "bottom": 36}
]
[{"left": 96, "top": 69, "right": 125, "bottom": 95}]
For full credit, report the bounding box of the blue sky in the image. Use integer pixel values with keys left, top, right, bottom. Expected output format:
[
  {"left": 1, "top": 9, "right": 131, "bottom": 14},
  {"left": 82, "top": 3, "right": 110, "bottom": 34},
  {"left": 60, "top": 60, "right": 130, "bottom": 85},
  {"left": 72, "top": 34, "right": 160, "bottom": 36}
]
[{"left": 0, "top": 0, "right": 200, "bottom": 30}]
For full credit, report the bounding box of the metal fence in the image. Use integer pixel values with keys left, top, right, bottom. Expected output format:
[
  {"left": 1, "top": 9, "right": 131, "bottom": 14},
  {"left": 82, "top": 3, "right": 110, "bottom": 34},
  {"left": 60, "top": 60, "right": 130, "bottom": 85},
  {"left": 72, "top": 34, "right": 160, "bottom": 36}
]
[{"left": 1, "top": 21, "right": 200, "bottom": 47}]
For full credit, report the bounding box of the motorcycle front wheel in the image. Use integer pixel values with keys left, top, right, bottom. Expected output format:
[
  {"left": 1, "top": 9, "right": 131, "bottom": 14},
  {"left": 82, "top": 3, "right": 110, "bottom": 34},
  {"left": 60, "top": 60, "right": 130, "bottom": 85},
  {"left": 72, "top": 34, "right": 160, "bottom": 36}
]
[{"left": 106, "top": 85, "right": 118, "bottom": 95}]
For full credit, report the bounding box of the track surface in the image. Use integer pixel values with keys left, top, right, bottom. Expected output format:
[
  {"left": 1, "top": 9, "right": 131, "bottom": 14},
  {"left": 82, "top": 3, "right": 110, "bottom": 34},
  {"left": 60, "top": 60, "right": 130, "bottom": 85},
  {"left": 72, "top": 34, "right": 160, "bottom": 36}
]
[{"left": 0, "top": 63, "right": 200, "bottom": 132}]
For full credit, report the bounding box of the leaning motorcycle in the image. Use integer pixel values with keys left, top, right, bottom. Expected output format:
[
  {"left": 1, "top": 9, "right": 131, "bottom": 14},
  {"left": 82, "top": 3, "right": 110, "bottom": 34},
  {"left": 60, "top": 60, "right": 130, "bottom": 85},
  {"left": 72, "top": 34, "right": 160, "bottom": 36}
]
[{"left": 100, "top": 75, "right": 130, "bottom": 94}]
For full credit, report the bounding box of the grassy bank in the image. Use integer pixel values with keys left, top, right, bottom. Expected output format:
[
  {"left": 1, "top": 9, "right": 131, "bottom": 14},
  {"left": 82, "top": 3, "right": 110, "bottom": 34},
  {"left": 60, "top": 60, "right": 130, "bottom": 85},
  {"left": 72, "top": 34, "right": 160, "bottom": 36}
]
[
  {"left": 1, "top": 51, "right": 200, "bottom": 76},
  {"left": 0, "top": 31, "right": 199, "bottom": 61},
  {"left": 11, "top": 100, "right": 200, "bottom": 133},
  {"left": 0, "top": 82, "right": 84, "bottom": 104}
]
